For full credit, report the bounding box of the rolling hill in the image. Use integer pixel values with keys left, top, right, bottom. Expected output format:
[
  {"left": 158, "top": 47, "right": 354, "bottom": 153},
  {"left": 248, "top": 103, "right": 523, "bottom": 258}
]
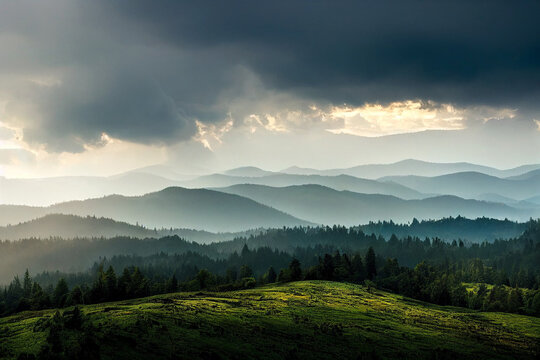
[
  {"left": 381, "top": 171, "right": 540, "bottom": 200},
  {"left": 1, "top": 281, "right": 538, "bottom": 359},
  {"left": 184, "top": 173, "right": 425, "bottom": 200},
  {"left": 217, "top": 184, "right": 539, "bottom": 225},
  {"left": 0, "top": 187, "right": 311, "bottom": 232}
]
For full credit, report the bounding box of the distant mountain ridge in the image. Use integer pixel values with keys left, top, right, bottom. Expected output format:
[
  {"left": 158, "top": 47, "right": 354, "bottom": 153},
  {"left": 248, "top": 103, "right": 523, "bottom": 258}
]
[
  {"left": 185, "top": 173, "right": 425, "bottom": 200},
  {"left": 3, "top": 159, "right": 539, "bottom": 207},
  {"left": 381, "top": 171, "right": 540, "bottom": 201},
  {"left": 222, "top": 166, "right": 274, "bottom": 177},
  {"left": 281, "top": 159, "right": 540, "bottom": 179},
  {"left": 216, "top": 184, "right": 540, "bottom": 225},
  {"left": 0, "top": 187, "right": 311, "bottom": 232}
]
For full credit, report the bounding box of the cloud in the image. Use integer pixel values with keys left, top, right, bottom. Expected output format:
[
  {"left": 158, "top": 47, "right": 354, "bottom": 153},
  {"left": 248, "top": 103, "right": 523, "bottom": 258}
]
[
  {"left": 11, "top": 68, "right": 197, "bottom": 152},
  {"left": 0, "top": 127, "right": 15, "bottom": 141},
  {"left": 0, "top": 0, "right": 538, "bottom": 156},
  {"left": 327, "top": 101, "right": 465, "bottom": 137},
  {"left": 0, "top": 148, "right": 35, "bottom": 165},
  {"left": 194, "top": 118, "right": 234, "bottom": 151},
  {"left": 112, "top": 1, "right": 540, "bottom": 106}
]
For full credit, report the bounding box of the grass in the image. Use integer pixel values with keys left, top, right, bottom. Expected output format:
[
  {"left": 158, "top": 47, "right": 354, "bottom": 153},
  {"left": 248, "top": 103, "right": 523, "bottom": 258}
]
[{"left": 0, "top": 281, "right": 539, "bottom": 359}]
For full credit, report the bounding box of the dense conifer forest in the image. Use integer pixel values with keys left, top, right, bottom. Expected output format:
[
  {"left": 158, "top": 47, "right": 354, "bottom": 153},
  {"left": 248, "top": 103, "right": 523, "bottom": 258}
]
[{"left": 2, "top": 219, "right": 539, "bottom": 318}]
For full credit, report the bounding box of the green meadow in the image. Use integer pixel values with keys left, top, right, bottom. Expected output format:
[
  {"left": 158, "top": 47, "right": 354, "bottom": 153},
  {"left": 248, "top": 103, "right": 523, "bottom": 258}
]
[{"left": 1, "top": 281, "right": 539, "bottom": 360}]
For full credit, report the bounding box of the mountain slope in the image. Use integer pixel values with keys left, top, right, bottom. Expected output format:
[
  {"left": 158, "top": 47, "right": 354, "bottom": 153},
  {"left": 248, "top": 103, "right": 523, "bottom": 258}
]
[
  {"left": 0, "top": 187, "right": 311, "bottom": 232},
  {"left": 185, "top": 173, "right": 425, "bottom": 200},
  {"left": 217, "top": 184, "right": 538, "bottom": 225},
  {"left": 1, "top": 281, "right": 538, "bottom": 359},
  {"left": 381, "top": 171, "right": 540, "bottom": 200}
]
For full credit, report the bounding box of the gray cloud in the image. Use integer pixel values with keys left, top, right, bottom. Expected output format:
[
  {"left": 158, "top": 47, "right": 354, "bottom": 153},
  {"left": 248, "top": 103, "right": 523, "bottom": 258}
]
[{"left": 0, "top": 0, "right": 539, "bottom": 153}]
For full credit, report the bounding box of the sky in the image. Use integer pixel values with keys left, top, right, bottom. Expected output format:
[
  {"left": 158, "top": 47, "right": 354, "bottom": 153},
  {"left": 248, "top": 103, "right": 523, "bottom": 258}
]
[{"left": 0, "top": 0, "right": 539, "bottom": 178}]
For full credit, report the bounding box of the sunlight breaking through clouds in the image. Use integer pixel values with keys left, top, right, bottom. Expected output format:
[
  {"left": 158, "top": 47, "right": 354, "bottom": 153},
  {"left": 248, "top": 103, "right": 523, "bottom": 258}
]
[
  {"left": 194, "top": 119, "right": 234, "bottom": 151},
  {"left": 328, "top": 101, "right": 464, "bottom": 137},
  {"left": 226, "top": 100, "right": 518, "bottom": 138}
]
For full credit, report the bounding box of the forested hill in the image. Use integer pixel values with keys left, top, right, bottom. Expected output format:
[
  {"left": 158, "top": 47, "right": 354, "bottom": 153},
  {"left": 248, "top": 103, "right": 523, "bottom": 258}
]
[
  {"left": 1, "top": 218, "right": 538, "bottom": 284},
  {"left": 0, "top": 214, "right": 526, "bottom": 243},
  {"left": 0, "top": 214, "right": 253, "bottom": 243},
  {"left": 0, "top": 214, "right": 158, "bottom": 240},
  {"left": 358, "top": 216, "right": 528, "bottom": 243}
]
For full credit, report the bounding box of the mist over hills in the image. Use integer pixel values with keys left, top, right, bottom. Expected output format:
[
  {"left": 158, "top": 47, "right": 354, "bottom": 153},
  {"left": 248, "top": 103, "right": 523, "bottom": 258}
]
[
  {"left": 217, "top": 184, "right": 539, "bottom": 225},
  {"left": 0, "top": 214, "right": 531, "bottom": 283},
  {"left": 0, "top": 173, "right": 179, "bottom": 206},
  {"left": 382, "top": 171, "right": 540, "bottom": 201},
  {"left": 3, "top": 159, "right": 539, "bottom": 207},
  {"left": 222, "top": 166, "right": 274, "bottom": 177},
  {"left": 0, "top": 187, "right": 311, "bottom": 232},
  {"left": 183, "top": 173, "right": 425, "bottom": 200},
  {"left": 281, "top": 159, "right": 540, "bottom": 179},
  {"left": 0, "top": 214, "right": 252, "bottom": 243},
  {"left": 0, "top": 212, "right": 528, "bottom": 245},
  {"left": 357, "top": 217, "right": 528, "bottom": 243},
  {"left": 0, "top": 214, "right": 159, "bottom": 240}
]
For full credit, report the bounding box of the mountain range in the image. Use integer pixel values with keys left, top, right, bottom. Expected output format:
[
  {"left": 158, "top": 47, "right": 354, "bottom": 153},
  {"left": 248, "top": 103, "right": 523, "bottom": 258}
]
[
  {"left": 217, "top": 184, "right": 539, "bottom": 225},
  {"left": 281, "top": 159, "right": 540, "bottom": 179},
  {"left": 0, "top": 187, "right": 311, "bottom": 232},
  {"left": 2, "top": 181, "right": 539, "bottom": 233},
  {"left": 381, "top": 170, "right": 540, "bottom": 201},
  {"left": 183, "top": 173, "right": 425, "bottom": 200},
  {"left": 3, "top": 159, "right": 540, "bottom": 207}
]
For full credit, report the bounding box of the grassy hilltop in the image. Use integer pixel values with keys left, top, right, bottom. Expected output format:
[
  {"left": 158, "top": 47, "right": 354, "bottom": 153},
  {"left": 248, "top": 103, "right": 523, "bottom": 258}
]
[{"left": 1, "top": 281, "right": 539, "bottom": 360}]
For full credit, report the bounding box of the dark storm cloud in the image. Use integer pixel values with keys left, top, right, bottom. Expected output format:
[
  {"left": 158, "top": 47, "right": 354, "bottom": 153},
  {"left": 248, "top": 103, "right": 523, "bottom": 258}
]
[
  {"left": 112, "top": 0, "right": 540, "bottom": 106},
  {"left": 21, "top": 69, "right": 196, "bottom": 152},
  {"left": 1, "top": 0, "right": 539, "bottom": 152}
]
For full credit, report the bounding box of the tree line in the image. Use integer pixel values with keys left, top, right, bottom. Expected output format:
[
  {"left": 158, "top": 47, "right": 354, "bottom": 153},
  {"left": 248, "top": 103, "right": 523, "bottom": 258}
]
[
  {"left": 2, "top": 243, "right": 539, "bottom": 318},
  {"left": 1, "top": 219, "right": 539, "bottom": 317}
]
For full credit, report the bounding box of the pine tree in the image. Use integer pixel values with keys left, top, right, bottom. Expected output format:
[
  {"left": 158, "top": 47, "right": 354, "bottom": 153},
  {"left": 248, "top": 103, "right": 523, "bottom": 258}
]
[
  {"left": 226, "top": 267, "right": 238, "bottom": 283},
  {"left": 507, "top": 287, "right": 523, "bottom": 313},
  {"left": 239, "top": 265, "right": 253, "bottom": 279},
  {"left": 69, "top": 286, "right": 84, "bottom": 305},
  {"left": 289, "top": 259, "right": 302, "bottom": 281},
  {"left": 267, "top": 267, "right": 277, "bottom": 283},
  {"left": 53, "top": 278, "right": 69, "bottom": 308},
  {"left": 167, "top": 275, "right": 178, "bottom": 293},
  {"left": 104, "top": 266, "right": 117, "bottom": 300},
  {"left": 22, "top": 269, "right": 32, "bottom": 298},
  {"left": 365, "top": 247, "right": 377, "bottom": 280},
  {"left": 118, "top": 267, "right": 132, "bottom": 298}
]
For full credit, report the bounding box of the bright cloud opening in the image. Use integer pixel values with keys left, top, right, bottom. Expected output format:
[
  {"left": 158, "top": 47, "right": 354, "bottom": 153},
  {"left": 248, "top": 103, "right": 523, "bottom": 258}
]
[{"left": 327, "top": 100, "right": 466, "bottom": 137}]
